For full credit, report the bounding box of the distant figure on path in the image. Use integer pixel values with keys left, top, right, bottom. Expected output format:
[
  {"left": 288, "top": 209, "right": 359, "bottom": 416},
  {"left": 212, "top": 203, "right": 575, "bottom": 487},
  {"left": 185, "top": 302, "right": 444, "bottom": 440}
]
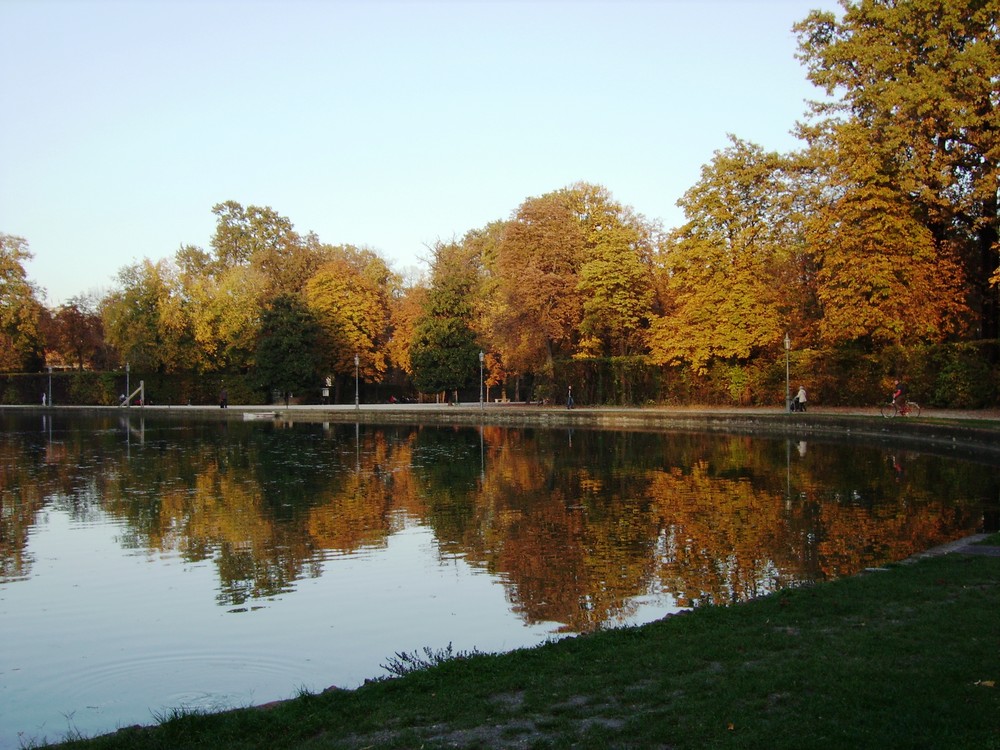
[
  {"left": 219, "top": 387, "right": 228, "bottom": 409},
  {"left": 792, "top": 385, "right": 807, "bottom": 412}
]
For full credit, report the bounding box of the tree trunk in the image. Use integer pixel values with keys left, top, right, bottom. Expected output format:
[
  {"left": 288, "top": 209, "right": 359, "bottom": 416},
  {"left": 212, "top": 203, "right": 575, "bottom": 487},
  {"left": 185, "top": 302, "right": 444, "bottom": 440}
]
[{"left": 979, "top": 205, "right": 999, "bottom": 342}]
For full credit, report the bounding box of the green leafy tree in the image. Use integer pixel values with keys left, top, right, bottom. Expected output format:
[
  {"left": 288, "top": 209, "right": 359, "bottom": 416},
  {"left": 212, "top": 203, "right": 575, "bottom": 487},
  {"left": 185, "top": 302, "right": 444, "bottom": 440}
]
[
  {"left": 254, "top": 295, "right": 323, "bottom": 400},
  {"left": 0, "top": 234, "right": 45, "bottom": 371},
  {"left": 462, "top": 221, "right": 509, "bottom": 394},
  {"left": 410, "top": 242, "right": 481, "bottom": 396},
  {"left": 410, "top": 317, "right": 481, "bottom": 396},
  {"left": 210, "top": 201, "right": 319, "bottom": 300}
]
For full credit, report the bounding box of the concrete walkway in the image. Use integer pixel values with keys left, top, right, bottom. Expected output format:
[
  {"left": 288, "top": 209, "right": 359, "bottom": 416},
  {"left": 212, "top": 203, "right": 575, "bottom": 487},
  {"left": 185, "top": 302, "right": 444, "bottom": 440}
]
[{"left": 908, "top": 533, "right": 1000, "bottom": 560}]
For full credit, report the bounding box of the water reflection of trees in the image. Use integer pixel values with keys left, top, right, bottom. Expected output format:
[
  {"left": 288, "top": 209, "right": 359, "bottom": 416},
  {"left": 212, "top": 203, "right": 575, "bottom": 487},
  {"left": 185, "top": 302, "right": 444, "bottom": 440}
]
[
  {"left": 0, "top": 431, "right": 42, "bottom": 580},
  {"left": 1, "top": 416, "right": 994, "bottom": 630}
]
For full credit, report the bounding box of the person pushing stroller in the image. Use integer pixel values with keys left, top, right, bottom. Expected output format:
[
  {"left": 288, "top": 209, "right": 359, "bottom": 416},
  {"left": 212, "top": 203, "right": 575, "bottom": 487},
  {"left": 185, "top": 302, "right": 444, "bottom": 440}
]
[{"left": 791, "top": 385, "right": 807, "bottom": 412}]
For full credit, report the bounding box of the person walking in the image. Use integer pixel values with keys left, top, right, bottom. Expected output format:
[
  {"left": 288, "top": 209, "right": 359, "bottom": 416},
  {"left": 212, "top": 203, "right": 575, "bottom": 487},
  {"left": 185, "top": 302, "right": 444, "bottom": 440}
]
[{"left": 792, "top": 385, "right": 807, "bottom": 412}]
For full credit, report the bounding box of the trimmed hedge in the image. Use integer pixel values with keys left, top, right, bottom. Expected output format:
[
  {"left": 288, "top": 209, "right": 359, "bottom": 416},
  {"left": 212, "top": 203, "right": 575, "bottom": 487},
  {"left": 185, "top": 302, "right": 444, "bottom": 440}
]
[
  {"left": 3, "top": 341, "right": 997, "bottom": 408},
  {"left": 0, "top": 371, "right": 267, "bottom": 407},
  {"left": 547, "top": 340, "right": 999, "bottom": 407}
]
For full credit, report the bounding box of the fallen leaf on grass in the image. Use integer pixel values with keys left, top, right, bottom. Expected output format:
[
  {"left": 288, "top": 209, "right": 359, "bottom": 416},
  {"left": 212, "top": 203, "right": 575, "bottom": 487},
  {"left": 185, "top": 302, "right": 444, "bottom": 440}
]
[{"left": 973, "top": 680, "right": 995, "bottom": 688}]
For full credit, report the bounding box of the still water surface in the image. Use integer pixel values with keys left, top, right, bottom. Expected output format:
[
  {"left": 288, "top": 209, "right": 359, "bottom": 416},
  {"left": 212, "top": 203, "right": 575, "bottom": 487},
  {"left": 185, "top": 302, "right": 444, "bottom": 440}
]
[{"left": 1, "top": 413, "right": 997, "bottom": 747}]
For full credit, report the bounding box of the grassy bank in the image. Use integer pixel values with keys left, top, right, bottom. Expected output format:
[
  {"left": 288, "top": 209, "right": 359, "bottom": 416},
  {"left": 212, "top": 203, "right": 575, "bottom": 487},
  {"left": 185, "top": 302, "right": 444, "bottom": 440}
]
[{"left": 47, "top": 553, "right": 1000, "bottom": 750}]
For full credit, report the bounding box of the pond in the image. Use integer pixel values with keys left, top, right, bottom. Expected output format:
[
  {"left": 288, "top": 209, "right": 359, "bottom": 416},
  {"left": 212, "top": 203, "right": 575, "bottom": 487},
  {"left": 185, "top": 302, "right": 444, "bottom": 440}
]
[{"left": 1, "top": 412, "right": 997, "bottom": 747}]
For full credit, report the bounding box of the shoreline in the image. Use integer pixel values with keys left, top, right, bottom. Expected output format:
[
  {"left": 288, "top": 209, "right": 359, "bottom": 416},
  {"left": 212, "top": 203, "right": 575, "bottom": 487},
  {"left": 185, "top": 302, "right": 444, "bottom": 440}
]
[{"left": 46, "top": 552, "right": 1000, "bottom": 749}]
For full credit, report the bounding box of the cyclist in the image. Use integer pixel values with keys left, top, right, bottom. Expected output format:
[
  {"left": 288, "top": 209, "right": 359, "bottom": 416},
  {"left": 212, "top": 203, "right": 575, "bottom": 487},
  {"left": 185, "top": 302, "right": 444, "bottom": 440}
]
[{"left": 892, "top": 379, "right": 909, "bottom": 415}]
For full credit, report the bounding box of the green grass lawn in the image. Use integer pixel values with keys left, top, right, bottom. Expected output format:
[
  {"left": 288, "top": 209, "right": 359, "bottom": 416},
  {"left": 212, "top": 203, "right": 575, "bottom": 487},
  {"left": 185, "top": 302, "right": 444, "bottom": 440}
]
[{"left": 45, "top": 553, "right": 1000, "bottom": 750}]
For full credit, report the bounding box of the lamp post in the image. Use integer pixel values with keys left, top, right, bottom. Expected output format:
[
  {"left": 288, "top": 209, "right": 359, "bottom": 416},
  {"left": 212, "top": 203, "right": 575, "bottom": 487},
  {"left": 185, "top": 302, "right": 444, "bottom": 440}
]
[
  {"left": 47, "top": 366, "right": 52, "bottom": 407},
  {"left": 126, "top": 362, "right": 130, "bottom": 407},
  {"left": 479, "top": 350, "right": 484, "bottom": 411},
  {"left": 784, "top": 332, "right": 791, "bottom": 413},
  {"left": 354, "top": 353, "right": 360, "bottom": 410}
]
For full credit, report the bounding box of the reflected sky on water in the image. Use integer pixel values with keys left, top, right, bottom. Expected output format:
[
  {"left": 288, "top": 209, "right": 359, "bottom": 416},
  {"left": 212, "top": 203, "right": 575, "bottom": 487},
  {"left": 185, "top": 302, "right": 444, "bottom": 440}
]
[{"left": 1, "top": 413, "right": 997, "bottom": 747}]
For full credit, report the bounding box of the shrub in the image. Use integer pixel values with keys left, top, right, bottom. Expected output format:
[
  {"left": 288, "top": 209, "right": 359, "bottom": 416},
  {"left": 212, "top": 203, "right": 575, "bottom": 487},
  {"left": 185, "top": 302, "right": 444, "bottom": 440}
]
[{"left": 929, "top": 341, "right": 997, "bottom": 408}]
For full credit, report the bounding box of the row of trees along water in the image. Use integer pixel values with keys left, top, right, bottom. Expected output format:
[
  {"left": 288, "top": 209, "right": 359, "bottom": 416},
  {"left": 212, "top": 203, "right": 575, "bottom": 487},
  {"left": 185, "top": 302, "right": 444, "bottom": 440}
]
[{"left": 2, "top": 1, "right": 999, "bottom": 406}]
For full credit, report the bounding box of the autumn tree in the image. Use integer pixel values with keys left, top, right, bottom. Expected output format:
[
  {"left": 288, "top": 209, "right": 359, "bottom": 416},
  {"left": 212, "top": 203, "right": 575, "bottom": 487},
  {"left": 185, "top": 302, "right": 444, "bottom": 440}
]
[
  {"left": 174, "top": 243, "right": 213, "bottom": 281},
  {"left": 185, "top": 203, "right": 334, "bottom": 373},
  {"left": 804, "top": 123, "right": 969, "bottom": 344},
  {"left": 479, "top": 183, "right": 661, "bottom": 384},
  {"left": 795, "top": 0, "right": 1000, "bottom": 339},
  {"left": 211, "top": 201, "right": 297, "bottom": 269},
  {"left": 0, "top": 234, "right": 45, "bottom": 372},
  {"left": 210, "top": 201, "right": 320, "bottom": 300},
  {"left": 101, "top": 258, "right": 198, "bottom": 372},
  {"left": 187, "top": 261, "right": 267, "bottom": 373},
  {"left": 576, "top": 198, "right": 660, "bottom": 358},
  {"left": 648, "top": 138, "right": 810, "bottom": 372},
  {"left": 47, "top": 294, "right": 105, "bottom": 370},
  {"left": 387, "top": 281, "right": 428, "bottom": 378},
  {"left": 487, "top": 187, "right": 589, "bottom": 377},
  {"left": 304, "top": 245, "right": 396, "bottom": 387}
]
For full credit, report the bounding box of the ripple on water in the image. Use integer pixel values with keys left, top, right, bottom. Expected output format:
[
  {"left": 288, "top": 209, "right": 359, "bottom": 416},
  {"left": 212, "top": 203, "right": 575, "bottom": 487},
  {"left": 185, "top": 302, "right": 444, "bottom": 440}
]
[{"left": 9, "top": 647, "right": 315, "bottom": 744}]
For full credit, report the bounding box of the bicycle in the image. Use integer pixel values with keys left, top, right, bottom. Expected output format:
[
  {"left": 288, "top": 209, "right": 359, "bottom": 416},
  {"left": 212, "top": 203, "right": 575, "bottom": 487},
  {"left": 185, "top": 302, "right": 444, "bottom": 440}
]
[{"left": 880, "top": 400, "right": 921, "bottom": 418}]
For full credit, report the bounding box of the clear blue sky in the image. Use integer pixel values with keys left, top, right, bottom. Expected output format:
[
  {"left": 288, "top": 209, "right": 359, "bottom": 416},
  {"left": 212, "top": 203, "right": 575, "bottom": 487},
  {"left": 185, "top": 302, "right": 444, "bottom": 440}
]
[{"left": 1, "top": 0, "right": 839, "bottom": 306}]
